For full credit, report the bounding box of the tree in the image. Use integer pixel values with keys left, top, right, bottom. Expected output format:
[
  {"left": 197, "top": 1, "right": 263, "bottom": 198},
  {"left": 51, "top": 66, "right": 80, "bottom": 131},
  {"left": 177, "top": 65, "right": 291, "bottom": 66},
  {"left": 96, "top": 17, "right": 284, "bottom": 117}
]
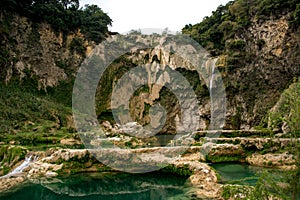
[
  {"left": 80, "top": 5, "right": 112, "bottom": 43},
  {"left": 280, "top": 78, "right": 300, "bottom": 199},
  {"left": 256, "top": 78, "right": 300, "bottom": 199}
]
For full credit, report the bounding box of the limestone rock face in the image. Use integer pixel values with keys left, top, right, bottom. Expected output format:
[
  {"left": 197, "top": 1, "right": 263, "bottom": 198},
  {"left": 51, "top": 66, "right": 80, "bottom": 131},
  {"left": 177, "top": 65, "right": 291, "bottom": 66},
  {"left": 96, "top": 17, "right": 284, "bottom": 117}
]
[
  {"left": 0, "top": 176, "right": 25, "bottom": 192},
  {"left": 94, "top": 34, "right": 219, "bottom": 133},
  {"left": 60, "top": 138, "right": 82, "bottom": 146},
  {"left": 1, "top": 12, "right": 93, "bottom": 90},
  {"left": 95, "top": 14, "right": 300, "bottom": 134},
  {"left": 172, "top": 153, "right": 221, "bottom": 199},
  {"left": 27, "top": 162, "right": 63, "bottom": 178},
  {"left": 223, "top": 15, "right": 300, "bottom": 130},
  {"left": 246, "top": 153, "right": 295, "bottom": 169},
  {"left": 2, "top": 11, "right": 300, "bottom": 134}
]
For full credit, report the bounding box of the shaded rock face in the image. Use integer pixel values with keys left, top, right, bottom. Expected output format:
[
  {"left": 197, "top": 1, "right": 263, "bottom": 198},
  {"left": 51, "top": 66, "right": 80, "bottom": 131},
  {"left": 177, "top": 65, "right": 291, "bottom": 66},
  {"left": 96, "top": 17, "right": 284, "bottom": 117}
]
[
  {"left": 94, "top": 37, "right": 217, "bottom": 134},
  {"left": 2, "top": 11, "right": 300, "bottom": 133},
  {"left": 80, "top": 15, "right": 299, "bottom": 133},
  {"left": 1, "top": 12, "right": 93, "bottom": 90},
  {"left": 223, "top": 15, "right": 300, "bottom": 129},
  {"left": 95, "top": 16, "right": 300, "bottom": 134}
]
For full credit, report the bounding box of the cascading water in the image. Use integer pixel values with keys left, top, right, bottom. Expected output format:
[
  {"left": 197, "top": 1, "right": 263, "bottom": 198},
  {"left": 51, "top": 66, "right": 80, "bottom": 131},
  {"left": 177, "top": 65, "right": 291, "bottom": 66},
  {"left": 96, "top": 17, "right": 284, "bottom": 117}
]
[
  {"left": 209, "top": 60, "right": 216, "bottom": 95},
  {"left": 1, "top": 155, "right": 38, "bottom": 178},
  {"left": 207, "top": 58, "right": 226, "bottom": 135}
]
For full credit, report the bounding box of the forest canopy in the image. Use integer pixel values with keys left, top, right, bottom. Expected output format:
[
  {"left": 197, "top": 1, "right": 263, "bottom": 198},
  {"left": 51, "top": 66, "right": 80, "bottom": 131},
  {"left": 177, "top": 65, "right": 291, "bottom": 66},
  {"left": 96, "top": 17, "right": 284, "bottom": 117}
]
[
  {"left": 182, "top": 0, "right": 300, "bottom": 55},
  {"left": 0, "top": 0, "right": 112, "bottom": 43}
]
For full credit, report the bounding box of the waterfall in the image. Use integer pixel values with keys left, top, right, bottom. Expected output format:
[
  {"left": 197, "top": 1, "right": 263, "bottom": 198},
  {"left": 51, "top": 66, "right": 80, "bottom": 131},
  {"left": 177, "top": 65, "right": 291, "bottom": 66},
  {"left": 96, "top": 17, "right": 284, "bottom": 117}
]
[
  {"left": 208, "top": 58, "right": 224, "bottom": 132},
  {"left": 209, "top": 61, "right": 215, "bottom": 94},
  {"left": 1, "top": 155, "right": 38, "bottom": 178},
  {"left": 11, "top": 155, "right": 33, "bottom": 174}
]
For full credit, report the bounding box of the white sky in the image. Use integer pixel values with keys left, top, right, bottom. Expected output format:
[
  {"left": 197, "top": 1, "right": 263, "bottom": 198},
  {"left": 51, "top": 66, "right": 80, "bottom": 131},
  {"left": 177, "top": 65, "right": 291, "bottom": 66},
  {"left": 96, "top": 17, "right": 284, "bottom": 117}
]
[{"left": 80, "top": 0, "right": 231, "bottom": 34}]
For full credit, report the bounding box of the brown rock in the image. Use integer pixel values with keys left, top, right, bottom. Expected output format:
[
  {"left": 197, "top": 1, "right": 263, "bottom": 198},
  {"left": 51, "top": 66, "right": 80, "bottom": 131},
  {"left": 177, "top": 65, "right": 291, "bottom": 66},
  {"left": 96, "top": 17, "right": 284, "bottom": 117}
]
[{"left": 60, "top": 138, "right": 82, "bottom": 146}]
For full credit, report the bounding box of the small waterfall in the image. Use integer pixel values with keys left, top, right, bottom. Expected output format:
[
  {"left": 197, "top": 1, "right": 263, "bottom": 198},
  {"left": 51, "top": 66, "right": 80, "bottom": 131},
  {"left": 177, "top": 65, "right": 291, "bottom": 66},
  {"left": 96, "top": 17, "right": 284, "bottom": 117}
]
[
  {"left": 208, "top": 58, "right": 225, "bottom": 132},
  {"left": 1, "top": 155, "right": 38, "bottom": 178},
  {"left": 11, "top": 155, "right": 33, "bottom": 174},
  {"left": 209, "top": 61, "right": 215, "bottom": 93}
]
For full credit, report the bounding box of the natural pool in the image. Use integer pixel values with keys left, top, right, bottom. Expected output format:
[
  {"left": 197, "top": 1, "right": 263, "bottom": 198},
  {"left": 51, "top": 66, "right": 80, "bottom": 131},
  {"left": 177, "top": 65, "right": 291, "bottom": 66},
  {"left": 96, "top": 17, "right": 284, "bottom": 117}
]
[
  {"left": 211, "top": 163, "right": 279, "bottom": 185},
  {"left": 0, "top": 172, "right": 191, "bottom": 200},
  {"left": 0, "top": 164, "right": 282, "bottom": 200}
]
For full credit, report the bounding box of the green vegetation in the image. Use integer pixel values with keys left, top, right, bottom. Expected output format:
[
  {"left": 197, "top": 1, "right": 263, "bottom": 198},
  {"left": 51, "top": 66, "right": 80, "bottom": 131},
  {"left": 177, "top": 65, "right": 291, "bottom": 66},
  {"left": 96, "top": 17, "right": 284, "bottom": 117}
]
[
  {"left": 269, "top": 78, "right": 300, "bottom": 137},
  {"left": 54, "top": 154, "right": 112, "bottom": 175},
  {"left": 0, "top": 77, "right": 79, "bottom": 149},
  {"left": 224, "top": 78, "right": 300, "bottom": 199},
  {"left": 0, "top": 0, "right": 112, "bottom": 43},
  {"left": 222, "top": 185, "right": 253, "bottom": 199},
  {"left": 0, "top": 79, "right": 73, "bottom": 134},
  {"left": 69, "top": 37, "right": 86, "bottom": 56},
  {"left": 161, "top": 164, "right": 193, "bottom": 177},
  {"left": 222, "top": 171, "right": 291, "bottom": 200},
  {"left": 0, "top": 145, "right": 28, "bottom": 175},
  {"left": 183, "top": 0, "right": 300, "bottom": 55},
  {"left": 206, "top": 154, "right": 245, "bottom": 163}
]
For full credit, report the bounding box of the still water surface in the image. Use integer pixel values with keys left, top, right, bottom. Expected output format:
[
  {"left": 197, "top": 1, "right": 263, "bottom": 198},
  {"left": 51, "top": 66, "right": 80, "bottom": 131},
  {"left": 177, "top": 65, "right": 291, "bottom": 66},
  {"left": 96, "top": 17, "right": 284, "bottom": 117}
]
[
  {"left": 0, "top": 172, "right": 190, "bottom": 200},
  {"left": 1, "top": 164, "right": 277, "bottom": 200}
]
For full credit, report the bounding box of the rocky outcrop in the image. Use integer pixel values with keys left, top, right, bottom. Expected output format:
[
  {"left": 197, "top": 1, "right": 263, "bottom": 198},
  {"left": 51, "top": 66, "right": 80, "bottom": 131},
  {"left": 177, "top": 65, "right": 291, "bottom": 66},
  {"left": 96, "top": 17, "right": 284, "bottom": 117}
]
[
  {"left": 173, "top": 153, "right": 222, "bottom": 199},
  {"left": 94, "top": 14, "right": 300, "bottom": 133},
  {"left": 93, "top": 34, "right": 222, "bottom": 133},
  {"left": 0, "top": 148, "right": 222, "bottom": 199},
  {"left": 1, "top": 11, "right": 94, "bottom": 90},
  {"left": 60, "top": 138, "right": 82, "bottom": 146},
  {"left": 223, "top": 14, "right": 300, "bottom": 130},
  {"left": 26, "top": 161, "right": 63, "bottom": 178},
  {"left": 0, "top": 176, "right": 25, "bottom": 192},
  {"left": 0, "top": 145, "right": 28, "bottom": 176},
  {"left": 204, "top": 143, "right": 246, "bottom": 163},
  {"left": 246, "top": 153, "right": 296, "bottom": 169}
]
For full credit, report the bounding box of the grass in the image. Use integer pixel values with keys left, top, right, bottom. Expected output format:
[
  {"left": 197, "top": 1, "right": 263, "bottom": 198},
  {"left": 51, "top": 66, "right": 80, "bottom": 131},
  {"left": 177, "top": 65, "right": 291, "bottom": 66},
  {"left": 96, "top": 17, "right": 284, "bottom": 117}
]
[
  {"left": 0, "top": 79, "right": 82, "bottom": 151},
  {"left": 206, "top": 154, "right": 245, "bottom": 163},
  {"left": 161, "top": 164, "right": 193, "bottom": 177},
  {"left": 0, "top": 79, "right": 74, "bottom": 135}
]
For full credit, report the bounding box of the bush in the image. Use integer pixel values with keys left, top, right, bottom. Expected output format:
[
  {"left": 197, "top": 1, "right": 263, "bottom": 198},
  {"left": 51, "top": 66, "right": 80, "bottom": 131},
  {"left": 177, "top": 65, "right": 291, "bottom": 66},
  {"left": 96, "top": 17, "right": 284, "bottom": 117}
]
[
  {"left": 0, "top": 0, "right": 112, "bottom": 43},
  {"left": 69, "top": 37, "right": 86, "bottom": 56}
]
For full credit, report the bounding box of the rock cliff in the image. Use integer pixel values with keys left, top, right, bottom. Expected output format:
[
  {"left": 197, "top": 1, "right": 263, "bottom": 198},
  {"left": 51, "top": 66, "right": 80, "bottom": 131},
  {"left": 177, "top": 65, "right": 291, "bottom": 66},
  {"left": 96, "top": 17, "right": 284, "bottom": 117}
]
[
  {"left": 0, "top": 11, "right": 93, "bottom": 90},
  {"left": 94, "top": 14, "right": 300, "bottom": 133},
  {"left": 1, "top": 2, "right": 300, "bottom": 134}
]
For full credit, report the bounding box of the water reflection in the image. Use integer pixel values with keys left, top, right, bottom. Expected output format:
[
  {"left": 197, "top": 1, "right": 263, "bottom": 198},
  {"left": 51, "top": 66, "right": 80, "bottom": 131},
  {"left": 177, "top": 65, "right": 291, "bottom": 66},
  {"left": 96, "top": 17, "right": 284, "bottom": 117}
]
[
  {"left": 211, "top": 163, "right": 280, "bottom": 185},
  {"left": 0, "top": 172, "right": 189, "bottom": 200}
]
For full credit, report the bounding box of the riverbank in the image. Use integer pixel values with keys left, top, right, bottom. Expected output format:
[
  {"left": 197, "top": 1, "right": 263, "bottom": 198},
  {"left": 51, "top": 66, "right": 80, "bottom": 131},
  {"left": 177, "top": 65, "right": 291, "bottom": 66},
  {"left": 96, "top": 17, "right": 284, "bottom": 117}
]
[
  {"left": 0, "top": 141, "right": 297, "bottom": 199},
  {"left": 0, "top": 147, "right": 221, "bottom": 199}
]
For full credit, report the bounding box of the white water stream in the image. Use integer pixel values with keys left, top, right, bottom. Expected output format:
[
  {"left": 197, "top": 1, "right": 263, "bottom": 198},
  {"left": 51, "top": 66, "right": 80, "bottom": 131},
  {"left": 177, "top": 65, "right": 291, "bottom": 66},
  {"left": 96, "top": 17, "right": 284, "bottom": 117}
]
[
  {"left": 1, "top": 155, "right": 38, "bottom": 178},
  {"left": 209, "top": 61, "right": 215, "bottom": 94}
]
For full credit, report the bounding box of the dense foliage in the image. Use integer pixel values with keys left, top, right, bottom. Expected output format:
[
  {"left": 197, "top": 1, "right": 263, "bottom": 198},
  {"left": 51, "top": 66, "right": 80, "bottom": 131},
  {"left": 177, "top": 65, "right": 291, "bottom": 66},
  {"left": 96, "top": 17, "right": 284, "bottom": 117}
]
[
  {"left": 0, "top": 0, "right": 112, "bottom": 43},
  {"left": 182, "top": 0, "right": 300, "bottom": 55}
]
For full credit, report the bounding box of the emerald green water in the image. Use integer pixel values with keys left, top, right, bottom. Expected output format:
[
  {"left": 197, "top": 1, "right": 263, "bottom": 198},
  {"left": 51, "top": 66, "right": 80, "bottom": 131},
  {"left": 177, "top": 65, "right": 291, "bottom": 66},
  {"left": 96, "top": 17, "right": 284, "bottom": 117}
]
[
  {"left": 212, "top": 164, "right": 300, "bottom": 199},
  {"left": 0, "top": 164, "right": 281, "bottom": 199},
  {"left": 211, "top": 163, "right": 276, "bottom": 185},
  {"left": 0, "top": 172, "right": 190, "bottom": 200}
]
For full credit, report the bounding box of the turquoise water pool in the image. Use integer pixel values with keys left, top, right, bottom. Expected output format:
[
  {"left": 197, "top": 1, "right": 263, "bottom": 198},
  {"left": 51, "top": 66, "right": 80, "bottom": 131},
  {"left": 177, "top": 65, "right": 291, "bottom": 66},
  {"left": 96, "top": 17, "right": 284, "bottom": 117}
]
[
  {"left": 211, "top": 163, "right": 279, "bottom": 185},
  {"left": 0, "top": 172, "right": 190, "bottom": 200}
]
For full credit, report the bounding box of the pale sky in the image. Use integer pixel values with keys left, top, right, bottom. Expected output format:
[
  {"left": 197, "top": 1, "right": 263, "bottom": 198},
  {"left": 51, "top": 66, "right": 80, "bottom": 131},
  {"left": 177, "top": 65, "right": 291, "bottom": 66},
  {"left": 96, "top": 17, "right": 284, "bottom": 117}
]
[{"left": 80, "top": 0, "right": 231, "bottom": 34}]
